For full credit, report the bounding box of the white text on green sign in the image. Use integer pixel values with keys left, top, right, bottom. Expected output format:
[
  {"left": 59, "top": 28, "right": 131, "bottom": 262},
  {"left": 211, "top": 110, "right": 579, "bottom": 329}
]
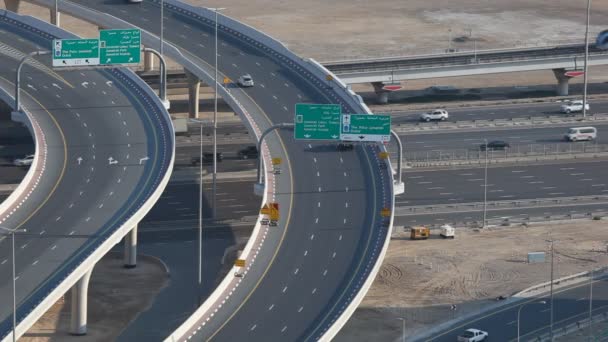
[
  {"left": 341, "top": 114, "right": 391, "bottom": 142},
  {"left": 52, "top": 39, "right": 100, "bottom": 67},
  {"left": 294, "top": 103, "right": 341, "bottom": 140},
  {"left": 100, "top": 29, "right": 141, "bottom": 65}
]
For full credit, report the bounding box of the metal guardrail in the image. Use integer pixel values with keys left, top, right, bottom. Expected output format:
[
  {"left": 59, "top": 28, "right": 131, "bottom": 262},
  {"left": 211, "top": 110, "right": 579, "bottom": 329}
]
[
  {"left": 404, "top": 142, "right": 608, "bottom": 164},
  {"left": 324, "top": 44, "right": 608, "bottom": 74},
  {"left": 397, "top": 195, "right": 608, "bottom": 216},
  {"left": 394, "top": 113, "right": 608, "bottom": 134}
]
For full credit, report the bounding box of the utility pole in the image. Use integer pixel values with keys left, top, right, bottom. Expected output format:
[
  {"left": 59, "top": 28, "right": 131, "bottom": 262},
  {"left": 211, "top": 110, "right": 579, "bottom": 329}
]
[
  {"left": 210, "top": 7, "right": 226, "bottom": 218},
  {"left": 582, "top": 0, "right": 591, "bottom": 119},
  {"left": 483, "top": 139, "right": 488, "bottom": 228},
  {"left": 550, "top": 239, "right": 555, "bottom": 341}
]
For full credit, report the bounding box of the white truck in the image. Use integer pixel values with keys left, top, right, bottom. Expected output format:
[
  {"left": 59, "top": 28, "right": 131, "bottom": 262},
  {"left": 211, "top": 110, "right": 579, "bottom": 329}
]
[
  {"left": 440, "top": 224, "right": 455, "bottom": 238},
  {"left": 457, "top": 328, "right": 488, "bottom": 342},
  {"left": 560, "top": 100, "right": 590, "bottom": 114}
]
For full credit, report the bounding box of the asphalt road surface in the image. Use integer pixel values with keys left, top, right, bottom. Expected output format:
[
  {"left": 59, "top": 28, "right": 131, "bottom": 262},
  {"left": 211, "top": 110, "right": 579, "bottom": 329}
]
[
  {"left": 424, "top": 277, "right": 608, "bottom": 342},
  {"left": 0, "top": 15, "right": 172, "bottom": 338},
  {"left": 390, "top": 99, "right": 608, "bottom": 124},
  {"left": 69, "top": 1, "right": 390, "bottom": 340}
]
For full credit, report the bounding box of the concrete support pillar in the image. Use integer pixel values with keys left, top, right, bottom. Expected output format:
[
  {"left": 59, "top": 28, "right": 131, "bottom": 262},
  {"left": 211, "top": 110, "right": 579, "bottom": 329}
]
[
  {"left": 123, "top": 224, "right": 138, "bottom": 268},
  {"left": 553, "top": 68, "right": 570, "bottom": 96},
  {"left": 4, "top": 0, "right": 21, "bottom": 13},
  {"left": 143, "top": 51, "right": 155, "bottom": 72},
  {"left": 372, "top": 82, "right": 389, "bottom": 104},
  {"left": 185, "top": 69, "right": 201, "bottom": 119},
  {"left": 70, "top": 269, "right": 93, "bottom": 335},
  {"left": 50, "top": 8, "right": 60, "bottom": 26}
]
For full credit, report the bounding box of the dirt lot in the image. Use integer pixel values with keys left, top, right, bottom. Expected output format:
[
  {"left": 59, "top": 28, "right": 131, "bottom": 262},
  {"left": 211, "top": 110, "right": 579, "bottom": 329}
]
[
  {"left": 21, "top": 253, "right": 168, "bottom": 342},
  {"left": 334, "top": 220, "right": 608, "bottom": 341}
]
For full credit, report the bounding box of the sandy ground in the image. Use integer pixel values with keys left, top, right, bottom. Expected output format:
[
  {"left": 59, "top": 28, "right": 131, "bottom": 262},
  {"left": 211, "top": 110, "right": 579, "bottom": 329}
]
[
  {"left": 20, "top": 253, "right": 168, "bottom": 342},
  {"left": 334, "top": 220, "right": 608, "bottom": 341}
]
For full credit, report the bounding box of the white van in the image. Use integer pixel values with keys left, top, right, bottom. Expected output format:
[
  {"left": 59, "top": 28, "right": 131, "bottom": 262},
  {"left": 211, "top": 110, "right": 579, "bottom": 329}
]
[{"left": 564, "top": 127, "right": 597, "bottom": 141}]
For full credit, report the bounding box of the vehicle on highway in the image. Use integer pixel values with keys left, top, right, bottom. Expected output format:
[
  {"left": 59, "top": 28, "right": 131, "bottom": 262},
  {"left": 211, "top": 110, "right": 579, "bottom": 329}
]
[
  {"left": 420, "top": 109, "right": 449, "bottom": 122},
  {"left": 126, "top": 0, "right": 142, "bottom": 3},
  {"left": 191, "top": 152, "right": 223, "bottom": 165},
  {"left": 238, "top": 146, "right": 258, "bottom": 159},
  {"left": 479, "top": 140, "right": 510, "bottom": 151},
  {"left": 564, "top": 126, "right": 597, "bottom": 141},
  {"left": 560, "top": 99, "right": 590, "bottom": 113},
  {"left": 13, "top": 154, "right": 34, "bottom": 166},
  {"left": 457, "top": 328, "right": 488, "bottom": 342},
  {"left": 337, "top": 142, "right": 354, "bottom": 151},
  {"left": 237, "top": 74, "right": 254, "bottom": 87}
]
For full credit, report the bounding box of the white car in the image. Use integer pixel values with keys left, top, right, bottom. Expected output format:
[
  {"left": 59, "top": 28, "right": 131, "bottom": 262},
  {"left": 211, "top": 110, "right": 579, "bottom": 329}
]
[
  {"left": 560, "top": 100, "right": 590, "bottom": 114},
  {"left": 13, "top": 154, "right": 34, "bottom": 166},
  {"left": 237, "top": 74, "right": 254, "bottom": 87},
  {"left": 420, "top": 109, "right": 449, "bottom": 122},
  {"left": 457, "top": 328, "right": 488, "bottom": 342}
]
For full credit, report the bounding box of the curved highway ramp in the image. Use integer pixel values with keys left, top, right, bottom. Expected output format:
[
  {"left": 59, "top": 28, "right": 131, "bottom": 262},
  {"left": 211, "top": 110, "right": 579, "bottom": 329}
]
[
  {"left": 0, "top": 10, "right": 174, "bottom": 341},
  {"left": 8, "top": 0, "right": 396, "bottom": 340}
]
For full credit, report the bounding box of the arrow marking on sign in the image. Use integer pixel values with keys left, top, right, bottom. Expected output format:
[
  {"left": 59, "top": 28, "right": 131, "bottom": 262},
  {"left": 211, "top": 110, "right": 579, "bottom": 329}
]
[{"left": 304, "top": 134, "right": 311, "bottom": 138}]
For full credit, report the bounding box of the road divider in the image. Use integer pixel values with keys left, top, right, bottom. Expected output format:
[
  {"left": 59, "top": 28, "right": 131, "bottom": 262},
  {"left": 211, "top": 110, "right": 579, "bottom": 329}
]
[
  {"left": 405, "top": 142, "right": 608, "bottom": 168},
  {"left": 393, "top": 113, "right": 608, "bottom": 134}
]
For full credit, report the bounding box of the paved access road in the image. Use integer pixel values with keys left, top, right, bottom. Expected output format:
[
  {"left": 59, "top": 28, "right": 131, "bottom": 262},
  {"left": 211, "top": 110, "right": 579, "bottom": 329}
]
[
  {"left": 423, "top": 277, "right": 608, "bottom": 341},
  {"left": 399, "top": 160, "right": 608, "bottom": 206},
  {"left": 0, "top": 15, "right": 172, "bottom": 338},
  {"left": 399, "top": 123, "right": 607, "bottom": 153},
  {"left": 68, "top": 1, "right": 390, "bottom": 341},
  {"left": 390, "top": 100, "right": 608, "bottom": 124}
]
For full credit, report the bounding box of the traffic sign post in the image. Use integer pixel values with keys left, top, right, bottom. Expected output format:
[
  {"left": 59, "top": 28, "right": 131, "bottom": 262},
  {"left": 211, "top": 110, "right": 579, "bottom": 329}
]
[
  {"left": 52, "top": 38, "right": 100, "bottom": 67},
  {"left": 99, "top": 29, "right": 141, "bottom": 65},
  {"left": 341, "top": 114, "right": 391, "bottom": 142},
  {"left": 294, "top": 103, "right": 341, "bottom": 140}
]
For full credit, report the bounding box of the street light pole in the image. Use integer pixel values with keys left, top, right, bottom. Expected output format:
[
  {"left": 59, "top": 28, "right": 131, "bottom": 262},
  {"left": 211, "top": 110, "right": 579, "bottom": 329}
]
[
  {"left": 483, "top": 139, "right": 488, "bottom": 228},
  {"left": 582, "top": 0, "right": 591, "bottom": 119},
  {"left": 517, "top": 300, "right": 546, "bottom": 342},
  {"left": 160, "top": 0, "right": 164, "bottom": 56},
  {"left": 549, "top": 239, "right": 555, "bottom": 341},
  {"left": 210, "top": 7, "right": 225, "bottom": 219},
  {"left": 189, "top": 118, "right": 204, "bottom": 304},
  {"left": 396, "top": 317, "right": 405, "bottom": 342},
  {"left": 16, "top": 51, "right": 51, "bottom": 112},
  {"left": 0, "top": 226, "right": 27, "bottom": 342}
]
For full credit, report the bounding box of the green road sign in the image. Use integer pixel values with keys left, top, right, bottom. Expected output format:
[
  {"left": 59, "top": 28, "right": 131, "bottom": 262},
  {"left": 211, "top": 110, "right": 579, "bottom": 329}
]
[
  {"left": 341, "top": 114, "right": 391, "bottom": 142},
  {"left": 100, "top": 29, "right": 141, "bottom": 65},
  {"left": 52, "top": 39, "right": 100, "bottom": 67},
  {"left": 294, "top": 103, "right": 341, "bottom": 140}
]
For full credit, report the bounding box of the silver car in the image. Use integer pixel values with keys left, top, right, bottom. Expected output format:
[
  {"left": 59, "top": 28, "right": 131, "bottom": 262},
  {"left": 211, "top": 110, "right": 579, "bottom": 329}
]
[
  {"left": 13, "top": 154, "right": 34, "bottom": 166},
  {"left": 237, "top": 74, "right": 254, "bottom": 87}
]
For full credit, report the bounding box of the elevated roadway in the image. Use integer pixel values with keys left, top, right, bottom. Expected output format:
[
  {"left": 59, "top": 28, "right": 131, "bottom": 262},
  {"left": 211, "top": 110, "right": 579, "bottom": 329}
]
[
  {"left": 0, "top": 11, "right": 174, "bottom": 340},
  {"left": 325, "top": 43, "right": 608, "bottom": 102},
  {"left": 13, "top": 0, "right": 394, "bottom": 340}
]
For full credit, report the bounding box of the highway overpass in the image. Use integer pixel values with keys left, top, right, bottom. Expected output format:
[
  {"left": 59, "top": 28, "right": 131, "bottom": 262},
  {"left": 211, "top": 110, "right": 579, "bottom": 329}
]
[
  {"left": 3, "top": 0, "right": 396, "bottom": 341},
  {"left": 140, "top": 43, "right": 608, "bottom": 105},
  {"left": 324, "top": 43, "right": 608, "bottom": 103},
  {"left": 0, "top": 11, "right": 174, "bottom": 341}
]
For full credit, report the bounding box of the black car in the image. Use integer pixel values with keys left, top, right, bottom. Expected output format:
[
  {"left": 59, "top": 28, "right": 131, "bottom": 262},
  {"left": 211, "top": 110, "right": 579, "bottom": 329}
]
[
  {"left": 337, "top": 143, "right": 354, "bottom": 151},
  {"left": 238, "top": 146, "right": 258, "bottom": 159},
  {"left": 479, "top": 140, "right": 510, "bottom": 151},
  {"left": 191, "top": 152, "right": 223, "bottom": 165}
]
